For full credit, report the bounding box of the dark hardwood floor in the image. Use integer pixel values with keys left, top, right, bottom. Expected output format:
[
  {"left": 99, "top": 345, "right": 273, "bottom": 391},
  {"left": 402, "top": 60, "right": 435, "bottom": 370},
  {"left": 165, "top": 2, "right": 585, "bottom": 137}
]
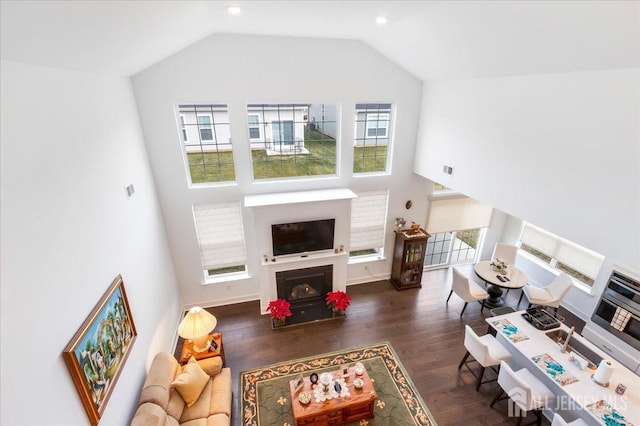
[{"left": 177, "top": 264, "right": 584, "bottom": 426}]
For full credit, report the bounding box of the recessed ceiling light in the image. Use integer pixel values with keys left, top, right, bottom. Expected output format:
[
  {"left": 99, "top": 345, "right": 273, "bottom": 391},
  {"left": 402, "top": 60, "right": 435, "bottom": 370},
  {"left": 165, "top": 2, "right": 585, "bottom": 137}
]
[
  {"left": 376, "top": 16, "right": 388, "bottom": 25},
  {"left": 227, "top": 5, "right": 242, "bottom": 15}
]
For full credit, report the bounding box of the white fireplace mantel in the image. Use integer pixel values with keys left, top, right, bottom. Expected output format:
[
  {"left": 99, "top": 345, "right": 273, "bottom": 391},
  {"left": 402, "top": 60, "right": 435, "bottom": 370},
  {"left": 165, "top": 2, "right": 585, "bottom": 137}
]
[
  {"left": 262, "top": 250, "right": 347, "bottom": 266},
  {"left": 244, "top": 188, "right": 357, "bottom": 208}
]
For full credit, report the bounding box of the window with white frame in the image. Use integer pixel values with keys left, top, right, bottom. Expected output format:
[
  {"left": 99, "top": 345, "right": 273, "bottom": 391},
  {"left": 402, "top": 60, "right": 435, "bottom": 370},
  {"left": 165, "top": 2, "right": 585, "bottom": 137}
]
[
  {"left": 193, "top": 201, "right": 247, "bottom": 280},
  {"left": 179, "top": 115, "right": 188, "bottom": 142},
  {"left": 424, "top": 196, "right": 493, "bottom": 267},
  {"left": 177, "top": 104, "right": 236, "bottom": 185},
  {"left": 353, "top": 104, "right": 392, "bottom": 174},
  {"left": 519, "top": 222, "right": 604, "bottom": 287},
  {"left": 197, "top": 114, "right": 213, "bottom": 141},
  {"left": 248, "top": 114, "right": 260, "bottom": 139},
  {"left": 366, "top": 113, "right": 389, "bottom": 138},
  {"left": 247, "top": 103, "right": 337, "bottom": 180},
  {"left": 349, "top": 190, "right": 389, "bottom": 258},
  {"left": 432, "top": 181, "right": 450, "bottom": 192}
]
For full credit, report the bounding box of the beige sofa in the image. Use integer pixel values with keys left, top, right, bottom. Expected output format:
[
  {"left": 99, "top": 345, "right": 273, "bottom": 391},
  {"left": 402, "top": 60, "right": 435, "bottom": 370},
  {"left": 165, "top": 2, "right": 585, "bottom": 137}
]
[{"left": 130, "top": 352, "right": 232, "bottom": 426}]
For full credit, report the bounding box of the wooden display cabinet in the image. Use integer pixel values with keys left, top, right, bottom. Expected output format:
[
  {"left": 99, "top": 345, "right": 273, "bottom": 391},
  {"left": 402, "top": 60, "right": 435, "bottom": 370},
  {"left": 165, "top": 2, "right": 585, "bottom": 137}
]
[{"left": 390, "top": 229, "right": 430, "bottom": 290}]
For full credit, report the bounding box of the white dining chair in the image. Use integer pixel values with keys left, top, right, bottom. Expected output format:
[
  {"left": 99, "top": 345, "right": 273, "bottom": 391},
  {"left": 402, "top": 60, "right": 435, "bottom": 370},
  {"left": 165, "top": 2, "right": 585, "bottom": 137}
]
[
  {"left": 490, "top": 361, "right": 555, "bottom": 426},
  {"left": 550, "top": 413, "right": 589, "bottom": 426},
  {"left": 520, "top": 273, "right": 573, "bottom": 312},
  {"left": 458, "top": 325, "right": 512, "bottom": 391},
  {"left": 492, "top": 242, "right": 518, "bottom": 266},
  {"left": 446, "top": 268, "right": 488, "bottom": 316}
]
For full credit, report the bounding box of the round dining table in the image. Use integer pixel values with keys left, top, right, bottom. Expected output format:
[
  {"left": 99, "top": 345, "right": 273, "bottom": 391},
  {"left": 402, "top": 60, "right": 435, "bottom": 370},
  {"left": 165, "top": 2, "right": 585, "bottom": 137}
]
[{"left": 473, "top": 260, "right": 528, "bottom": 308}]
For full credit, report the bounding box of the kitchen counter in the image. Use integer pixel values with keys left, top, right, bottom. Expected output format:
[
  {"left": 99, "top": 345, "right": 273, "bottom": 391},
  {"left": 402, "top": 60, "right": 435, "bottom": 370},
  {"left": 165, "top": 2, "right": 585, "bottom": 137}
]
[{"left": 487, "top": 310, "right": 639, "bottom": 425}]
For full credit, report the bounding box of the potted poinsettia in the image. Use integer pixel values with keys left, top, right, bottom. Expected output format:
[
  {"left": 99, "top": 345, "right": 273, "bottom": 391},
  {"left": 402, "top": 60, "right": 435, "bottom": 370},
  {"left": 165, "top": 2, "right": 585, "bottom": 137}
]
[
  {"left": 326, "top": 291, "right": 352, "bottom": 316},
  {"left": 267, "top": 298, "right": 292, "bottom": 328}
]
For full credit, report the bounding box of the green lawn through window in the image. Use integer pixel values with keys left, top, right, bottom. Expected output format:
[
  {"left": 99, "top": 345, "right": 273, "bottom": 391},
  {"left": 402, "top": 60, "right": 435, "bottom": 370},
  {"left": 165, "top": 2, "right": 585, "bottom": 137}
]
[{"left": 187, "top": 129, "right": 386, "bottom": 183}]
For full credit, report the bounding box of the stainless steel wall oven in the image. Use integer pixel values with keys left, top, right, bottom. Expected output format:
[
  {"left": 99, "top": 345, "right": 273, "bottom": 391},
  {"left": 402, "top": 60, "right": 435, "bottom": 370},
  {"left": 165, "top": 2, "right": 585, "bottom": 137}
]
[{"left": 591, "top": 270, "right": 640, "bottom": 351}]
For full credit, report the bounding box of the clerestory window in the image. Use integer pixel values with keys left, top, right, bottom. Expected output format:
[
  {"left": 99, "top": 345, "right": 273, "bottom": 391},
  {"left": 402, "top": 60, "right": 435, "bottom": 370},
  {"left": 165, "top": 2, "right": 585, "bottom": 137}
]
[
  {"left": 353, "top": 103, "right": 393, "bottom": 174},
  {"left": 177, "top": 104, "right": 236, "bottom": 185},
  {"left": 247, "top": 103, "right": 338, "bottom": 180}
]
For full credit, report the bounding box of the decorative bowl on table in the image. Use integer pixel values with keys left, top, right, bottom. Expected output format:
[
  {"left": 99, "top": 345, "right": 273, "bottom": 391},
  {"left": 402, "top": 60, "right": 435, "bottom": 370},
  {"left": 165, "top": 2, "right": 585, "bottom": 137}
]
[
  {"left": 353, "top": 378, "right": 364, "bottom": 389},
  {"left": 490, "top": 258, "right": 508, "bottom": 274},
  {"left": 298, "top": 391, "right": 311, "bottom": 405},
  {"left": 354, "top": 362, "right": 365, "bottom": 376}
]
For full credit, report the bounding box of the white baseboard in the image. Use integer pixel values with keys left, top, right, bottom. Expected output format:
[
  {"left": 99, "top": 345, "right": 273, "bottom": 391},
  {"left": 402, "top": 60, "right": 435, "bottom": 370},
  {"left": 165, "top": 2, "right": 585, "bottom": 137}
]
[
  {"left": 183, "top": 293, "right": 260, "bottom": 311},
  {"left": 347, "top": 273, "right": 391, "bottom": 286}
]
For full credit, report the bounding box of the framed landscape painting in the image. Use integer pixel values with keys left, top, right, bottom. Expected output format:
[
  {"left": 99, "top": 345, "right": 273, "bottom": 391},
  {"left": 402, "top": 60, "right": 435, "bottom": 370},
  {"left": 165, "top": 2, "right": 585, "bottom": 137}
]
[{"left": 63, "top": 275, "right": 137, "bottom": 425}]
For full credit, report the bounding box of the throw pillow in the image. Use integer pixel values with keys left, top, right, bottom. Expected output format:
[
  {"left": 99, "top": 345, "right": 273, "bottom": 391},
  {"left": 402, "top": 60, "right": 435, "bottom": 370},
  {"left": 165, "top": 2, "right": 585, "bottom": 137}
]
[{"left": 171, "top": 357, "right": 209, "bottom": 407}]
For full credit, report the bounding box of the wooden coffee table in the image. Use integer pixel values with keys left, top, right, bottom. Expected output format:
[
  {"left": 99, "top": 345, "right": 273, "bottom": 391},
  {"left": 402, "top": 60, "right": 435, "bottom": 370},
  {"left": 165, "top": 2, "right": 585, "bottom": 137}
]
[{"left": 288, "top": 366, "right": 377, "bottom": 426}]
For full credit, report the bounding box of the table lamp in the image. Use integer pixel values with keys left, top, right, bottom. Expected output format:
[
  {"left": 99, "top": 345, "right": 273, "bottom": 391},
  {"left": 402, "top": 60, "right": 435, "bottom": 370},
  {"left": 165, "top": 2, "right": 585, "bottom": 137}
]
[{"left": 178, "top": 307, "right": 217, "bottom": 353}]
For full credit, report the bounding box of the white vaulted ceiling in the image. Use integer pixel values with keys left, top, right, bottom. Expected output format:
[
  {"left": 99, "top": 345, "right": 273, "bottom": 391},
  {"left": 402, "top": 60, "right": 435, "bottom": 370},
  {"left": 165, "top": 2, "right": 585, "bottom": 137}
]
[{"left": 1, "top": 0, "right": 638, "bottom": 80}]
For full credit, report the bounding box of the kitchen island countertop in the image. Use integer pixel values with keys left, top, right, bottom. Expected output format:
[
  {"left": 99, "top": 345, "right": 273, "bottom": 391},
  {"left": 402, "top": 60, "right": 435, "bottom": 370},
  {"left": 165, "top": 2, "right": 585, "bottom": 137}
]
[{"left": 487, "top": 310, "right": 639, "bottom": 425}]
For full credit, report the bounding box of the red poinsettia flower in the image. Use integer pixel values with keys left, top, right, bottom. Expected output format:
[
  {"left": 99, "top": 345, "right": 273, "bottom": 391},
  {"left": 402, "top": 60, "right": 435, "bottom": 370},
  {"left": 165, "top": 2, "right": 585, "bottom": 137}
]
[
  {"left": 326, "top": 291, "right": 352, "bottom": 312},
  {"left": 266, "top": 299, "right": 292, "bottom": 321}
]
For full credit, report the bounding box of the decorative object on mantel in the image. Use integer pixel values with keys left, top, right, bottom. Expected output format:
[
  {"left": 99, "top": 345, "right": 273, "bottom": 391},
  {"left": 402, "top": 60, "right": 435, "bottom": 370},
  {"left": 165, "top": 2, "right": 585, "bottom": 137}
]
[
  {"left": 394, "top": 217, "right": 406, "bottom": 230},
  {"left": 326, "top": 290, "right": 352, "bottom": 316},
  {"left": 267, "top": 298, "right": 292, "bottom": 328},
  {"left": 490, "top": 258, "right": 508, "bottom": 274}
]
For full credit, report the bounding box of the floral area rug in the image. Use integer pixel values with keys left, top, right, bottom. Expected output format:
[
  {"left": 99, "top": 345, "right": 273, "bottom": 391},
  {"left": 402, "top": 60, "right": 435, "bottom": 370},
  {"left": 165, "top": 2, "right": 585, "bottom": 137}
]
[{"left": 239, "top": 342, "right": 437, "bottom": 426}]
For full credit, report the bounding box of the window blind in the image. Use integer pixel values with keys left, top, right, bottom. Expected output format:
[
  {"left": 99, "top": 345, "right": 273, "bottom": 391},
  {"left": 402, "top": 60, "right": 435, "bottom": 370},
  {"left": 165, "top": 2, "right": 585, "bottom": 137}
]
[
  {"left": 426, "top": 197, "right": 493, "bottom": 234},
  {"left": 521, "top": 222, "right": 604, "bottom": 279},
  {"left": 350, "top": 190, "right": 389, "bottom": 251},
  {"left": 193, "top": 201, "right": 247, "bottom": 270}
]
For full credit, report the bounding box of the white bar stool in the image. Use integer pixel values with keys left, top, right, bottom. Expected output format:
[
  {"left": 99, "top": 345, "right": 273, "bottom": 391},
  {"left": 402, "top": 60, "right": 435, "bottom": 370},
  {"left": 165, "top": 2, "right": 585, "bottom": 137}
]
[
  {"left": 458, "top": 325, "right": 512, "bottom": 391},
  {"left": 490, "top": 361, "right": 555, "bottom": 426},
  {"left": 550, "top": 413, "right": 588, "bottom": 426}
]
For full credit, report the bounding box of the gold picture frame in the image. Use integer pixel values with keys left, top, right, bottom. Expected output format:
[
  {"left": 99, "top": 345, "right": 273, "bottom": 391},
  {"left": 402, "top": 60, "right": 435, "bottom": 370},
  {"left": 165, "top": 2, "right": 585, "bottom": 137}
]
[{"left": 63, "top": 275, "right": 137, "bottom": 425}]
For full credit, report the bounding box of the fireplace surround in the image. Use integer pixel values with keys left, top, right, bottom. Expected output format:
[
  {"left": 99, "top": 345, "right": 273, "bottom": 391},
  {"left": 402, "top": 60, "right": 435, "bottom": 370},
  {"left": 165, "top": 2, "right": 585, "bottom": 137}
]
[{"left": 276, "top": 264, "right": 334, "bottom": 325}]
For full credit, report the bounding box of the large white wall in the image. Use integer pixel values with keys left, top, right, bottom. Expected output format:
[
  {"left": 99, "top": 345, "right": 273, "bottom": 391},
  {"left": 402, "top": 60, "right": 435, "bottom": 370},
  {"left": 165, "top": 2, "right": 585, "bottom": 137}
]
[
  {"left": 414, "top": 68, "right": 640, "bottom": 317},
  {"left": 0, "top": 61, "right": 181, "bottom": 425},
  {"left": 132, "top": 34, "right": 429, "bottom": 309}
]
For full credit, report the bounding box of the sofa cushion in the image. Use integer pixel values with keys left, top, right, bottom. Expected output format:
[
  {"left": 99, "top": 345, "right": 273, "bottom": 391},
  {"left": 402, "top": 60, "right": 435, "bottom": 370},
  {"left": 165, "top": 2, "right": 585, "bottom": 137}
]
[
  {"left": 180, "top": 418, "right": 209, "bottom": 426},
  {"left": 165, "top": 387, "right": 186, "bottom": 421},
  {"left": 207, "top": 413, "right": 231, "bottom": 426},
  {"left": 208, "top": 368, "right": 232, "bottom": 417},
  {"left": 198, "top": 356, "right": 223, "bottom": 377},
  {"left": 171, "top": 357, "right": 210, "bottom": 407},
  {"left": 179, "top": 380, "right": 213, "bottom": 424},
  {"left": 139, "top": 353, "right": 181, "bottom": 410},
  {"left": 131, "top": 402, "right": 180, "bottom": 426}
]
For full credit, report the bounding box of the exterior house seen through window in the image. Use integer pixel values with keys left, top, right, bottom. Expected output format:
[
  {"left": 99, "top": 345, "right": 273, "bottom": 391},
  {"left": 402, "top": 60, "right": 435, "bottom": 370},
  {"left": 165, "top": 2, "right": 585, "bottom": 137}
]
[
  {"left": 177, "top": 102, "right": 398, "bottom": 184},
  {"left": 178, "top": 104, "right": 236, "bottom": 185},
  {"left": 248, "top": 114, "right": 260, "bottom": 139},
  {"left": 247, "top": 103, "right": 338, "bottom": 180},
  {"left": 354, "top": 103, "right": 392, "bottom": 174}
]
